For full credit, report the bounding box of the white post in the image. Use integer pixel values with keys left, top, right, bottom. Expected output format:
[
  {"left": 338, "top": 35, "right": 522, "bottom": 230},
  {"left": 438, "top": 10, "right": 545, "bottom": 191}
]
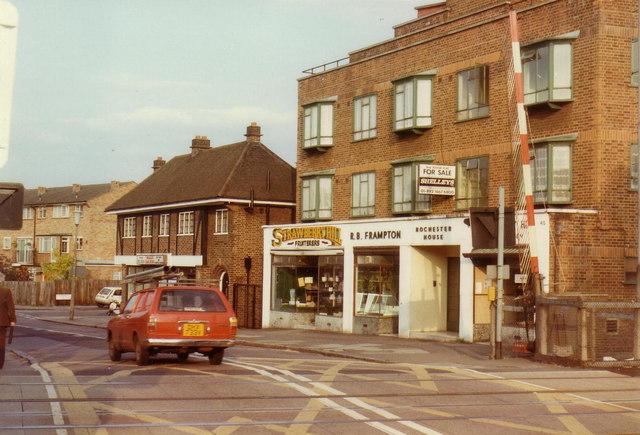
[{"left": 496, "top": 187, "right": 505, "bottom": 359}]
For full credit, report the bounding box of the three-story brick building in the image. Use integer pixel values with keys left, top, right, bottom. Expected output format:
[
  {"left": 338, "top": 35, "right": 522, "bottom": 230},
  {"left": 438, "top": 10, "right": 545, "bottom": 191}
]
[{"left": 261, "top": 0, "right": 638, "bottom": 350}]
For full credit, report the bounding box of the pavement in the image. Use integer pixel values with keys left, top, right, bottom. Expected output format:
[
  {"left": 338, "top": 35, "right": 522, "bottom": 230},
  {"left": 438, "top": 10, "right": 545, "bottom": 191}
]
[{"left": 5, "top": 305, "right": 549, "bottom": 371}]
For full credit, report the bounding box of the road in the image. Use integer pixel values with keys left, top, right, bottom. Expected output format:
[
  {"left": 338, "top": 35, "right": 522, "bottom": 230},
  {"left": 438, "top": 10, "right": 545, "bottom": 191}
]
[{"left": 1, "top": 311, "right": 640, "bottom": 434}]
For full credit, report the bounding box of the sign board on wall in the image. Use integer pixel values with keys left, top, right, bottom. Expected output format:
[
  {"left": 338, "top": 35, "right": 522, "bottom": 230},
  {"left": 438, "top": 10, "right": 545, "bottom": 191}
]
[{"left": 418, "top": 164, "right": 456, "bottom": 196}]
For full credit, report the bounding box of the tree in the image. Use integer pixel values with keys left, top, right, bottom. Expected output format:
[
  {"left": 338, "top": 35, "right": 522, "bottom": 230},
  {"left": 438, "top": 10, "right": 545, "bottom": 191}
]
[
  {"left": 0, "top": 254, "right": 30, "bottom": 281},
  {"left": 41, "top": 251, "right": 75, "bottom": 281}
]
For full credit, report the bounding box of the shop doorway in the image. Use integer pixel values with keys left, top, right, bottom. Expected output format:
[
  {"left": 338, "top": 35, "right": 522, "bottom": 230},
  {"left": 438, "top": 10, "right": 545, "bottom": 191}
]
[{"left": 447, "top": 257, "right": 460, "bottom": 332}]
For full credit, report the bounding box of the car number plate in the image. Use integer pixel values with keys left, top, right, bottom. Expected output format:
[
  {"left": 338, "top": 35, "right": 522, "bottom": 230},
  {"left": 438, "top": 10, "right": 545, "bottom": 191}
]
[{"left": 183, "top": 323, "right": 204, "bottom": 336}]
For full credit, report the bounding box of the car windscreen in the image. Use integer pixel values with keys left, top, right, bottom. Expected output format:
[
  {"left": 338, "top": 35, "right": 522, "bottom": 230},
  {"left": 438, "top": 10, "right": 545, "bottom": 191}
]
[
  {"left": 158, "top": 289, "right": 226, "bottom": 313},
  {"left": 98, "top": 288, "right": 113, "bottom": 296}
]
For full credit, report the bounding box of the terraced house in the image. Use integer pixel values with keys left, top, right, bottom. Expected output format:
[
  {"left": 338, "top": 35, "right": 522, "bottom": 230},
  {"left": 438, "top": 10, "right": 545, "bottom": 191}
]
[{"left": 261, "top": 0, "right": 639, "bottom": 362}]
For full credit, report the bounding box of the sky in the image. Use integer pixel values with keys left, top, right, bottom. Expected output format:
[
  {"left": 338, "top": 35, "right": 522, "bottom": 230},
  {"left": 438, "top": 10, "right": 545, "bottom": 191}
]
[{"left": 1, "top": 0, "right": 434, "bottom": 189}]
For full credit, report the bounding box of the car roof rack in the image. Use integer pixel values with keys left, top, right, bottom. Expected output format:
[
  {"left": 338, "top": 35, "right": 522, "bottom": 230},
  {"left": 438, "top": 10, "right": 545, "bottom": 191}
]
[{"left": 122, "top": 266, "right": 220, "bottom": 290}]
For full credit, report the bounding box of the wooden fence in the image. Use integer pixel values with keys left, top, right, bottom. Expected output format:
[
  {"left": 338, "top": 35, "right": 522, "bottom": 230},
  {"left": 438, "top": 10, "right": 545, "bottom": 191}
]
[{"left": 2, "top": 280, "right": 121, "bottom": 306}]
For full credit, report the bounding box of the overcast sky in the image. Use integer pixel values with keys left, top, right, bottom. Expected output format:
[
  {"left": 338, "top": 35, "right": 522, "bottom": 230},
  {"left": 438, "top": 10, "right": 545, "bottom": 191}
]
[{"left": 2, "top": 0, "right": 433, "bottom": 189}]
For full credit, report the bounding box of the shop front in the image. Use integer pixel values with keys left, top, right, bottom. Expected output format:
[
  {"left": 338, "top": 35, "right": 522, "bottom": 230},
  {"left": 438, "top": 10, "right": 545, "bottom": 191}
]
[{"left": 262, "top": 217, "right": 477, "bottom": 340}]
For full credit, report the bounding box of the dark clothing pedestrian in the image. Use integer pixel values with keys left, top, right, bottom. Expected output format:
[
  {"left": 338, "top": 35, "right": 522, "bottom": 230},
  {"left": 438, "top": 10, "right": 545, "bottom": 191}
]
[{"left": 0, "top": 287, "right": 16, "bottom": 369}]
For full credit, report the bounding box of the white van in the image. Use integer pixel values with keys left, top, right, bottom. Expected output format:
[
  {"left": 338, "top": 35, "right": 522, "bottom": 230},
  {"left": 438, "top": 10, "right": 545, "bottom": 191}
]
[{"left": 95, "top": 286, "right": 122, "bottom": 308}]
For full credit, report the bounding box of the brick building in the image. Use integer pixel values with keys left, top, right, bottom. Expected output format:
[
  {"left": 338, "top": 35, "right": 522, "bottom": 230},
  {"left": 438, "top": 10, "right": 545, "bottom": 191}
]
[
  {"left": 106, "top": 123, "right": 295, "bottom": 321},
  {"left": 0, "top": 181, "right": 136, "bottom": 280},
  {"left": 261, "top": 0, "right": 639, "bottom": 352}
]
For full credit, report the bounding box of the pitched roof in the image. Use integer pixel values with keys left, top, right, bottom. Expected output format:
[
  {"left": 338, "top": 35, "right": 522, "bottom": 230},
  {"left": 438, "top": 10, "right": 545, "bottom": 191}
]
[
  {"left": 24, "top": 182, "right": 132, "bottom": 206},
  {"left": 106, "top": 140, "right": 296, "bottom": 212}
]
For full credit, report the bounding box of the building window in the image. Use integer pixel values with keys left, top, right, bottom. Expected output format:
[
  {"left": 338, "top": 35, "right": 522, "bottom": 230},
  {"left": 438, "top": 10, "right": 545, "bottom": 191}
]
[
  {"left": 17, "top": 238, "right": 33, "bottom": 264},
  {"left": 75, "top": 205, "right": 83, "bottom": 217},
  {"left": 631, "top": 142, "right": 638, "bottom": 191},
  {"left": 392, "top": 161, "right": 431, "bottom": 214},
  {"left": 3, "top": 237, "right": 11, "bottom": 250},
  {"left": 23, "top": 207, "right": 33, "bottom": 219},
  {"left": 624, "top": 256, "right": 637, "bottom": 285},
  {"left": 178, "top": 211, "right": 194, "bottom": 235},
  {"left": 37, "top": 207, "right": 47, "bottom": 219},
  {"left": 393, "top": 74, "right": 433, "bottom": 131},
  {"left": 38, "top": 236, "right": 55, "bottom": 254},
  {"left": 530, "top": 141, "right": 572, "bottom": 204},
  {"left": 159, "top": 214, "right": 170, "bottom": 237},
  {"left": 355, "top": 252, "right": 399, "bottom": 318},
  {"left": 123, "top": 217, "right": 136, "bottom": 238},
  {"left": 457, "top": 65, "right": 489, "bottom": 121},
  {"left": 456, "top": 156, "right": 489, "bottom": 210},
  {"left": 60, "top": 237, "right": 70, "bottom": 254},
  {"left": 76, "top": 237, "right": 84, "bottom": 251},
  {"left": 53, "top": 204, "right": 70, "bottom": 218},
  {"left": 522, "top": 37, "right": 574, "bottom": 105},
  {"left": 142, "top": 215, "right": 152, "bottom": 237},
  {"left": 302, "top": 173, "right": 333, "bottom": 221},
  {"left": 302, "top": 101, "right": 334, "bottom": 149},
  {"left": 351, "top": 172, "right": 375, "bottom": 217},
  {"left": 215, "top": 209, "right": 228, "bottom": 234},
  {"left": 353, "top": 94, "right": 377, "bottom": 141},
  {"left": 632, "top": 40, "right": 638, "bottom": 87}
]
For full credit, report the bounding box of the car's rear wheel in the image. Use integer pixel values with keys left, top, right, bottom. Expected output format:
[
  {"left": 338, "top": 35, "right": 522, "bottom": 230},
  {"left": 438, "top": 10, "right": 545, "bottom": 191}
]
[
  {"left": 108, "top": 336, "right": 121, "bottom": 362},
  {"left": 208, "top": 348, "right": 224, "bottom": 365},
  {"left": 135, "top": 336, "right": 150, "bottom": 366},
  {"left": 177, "top": 352, "right": 189, "bottom": 362}
]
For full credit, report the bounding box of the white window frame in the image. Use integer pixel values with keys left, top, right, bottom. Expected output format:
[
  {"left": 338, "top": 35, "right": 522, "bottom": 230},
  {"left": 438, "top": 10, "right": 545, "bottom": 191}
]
[
  {"left": 522, "top": 35, "right": 575, "bottom": 106},
  {"left": 351, "top": 172, "right": 376, "bottom": 217},
  {"left": 75, "top": 204, "right": 83, "bottom": 217},
  {"left": 142, "top": 215, "right": 152, "bottom": 238},
  {"left": 353, "top": 94, "right": 377, "bottom": 141},
  {"left": 23, "top": 207, "right": 33, "bottom": 219},
  {"left": 159, "top": 214, "right": 170, "bottom": 237},
  {"left": 301, "top": 173, "right": 333, "bottom": 221},
  {"left": 76, "top": 237, "right": 84, "bottom": 251},
  {"left": 214, "top": 209, "right": 229, "bottom": 234},
  {"left": 457, "top": 65, "right": 489, "bottom": 121},
  {"left": 530, "top": 140, "right": 572, "bottom": 204},
  {"left": 393, "top": 74, "right": 434, "bottom": 131},
  {"left": 123, "top": 217, "right": 136, "bottom": 238},
  {"left": 178, "top": 211, "right": 195, "bottom": 235},
  {"left": 60, "top": 236, "right": 70, "bottom": 254},
  {"left": 456, "top": 156, "right": 489, "bottom": 210},
  {"left": 38, "top": 236, "right": 55, "bottom": 254},
  {"left": 53, "top": 204, "right": 70, "bottom": 218},
  {"left": 3, "top": 237, "right": 11, "bottom": 250},
  {"left": 392, "top": 161, "right": 431, "bottom": 214},
  {"left": 302, "top": 101, "right": 334, "bottom": 149},
  {"left": 37, "top": 207, "right": 47, "bottom": 219}
]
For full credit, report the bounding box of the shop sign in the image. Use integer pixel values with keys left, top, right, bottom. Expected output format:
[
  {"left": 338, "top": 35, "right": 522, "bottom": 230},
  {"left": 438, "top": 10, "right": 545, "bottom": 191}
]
[
  {"left": 272, "top": 226, "right": 342, "bottom": 248},
  {"left": 418, "top": 164, "right": 456, "bottom": 196},
  {"left": 136, "top": 254, "right": 165, "bottom": 265}
]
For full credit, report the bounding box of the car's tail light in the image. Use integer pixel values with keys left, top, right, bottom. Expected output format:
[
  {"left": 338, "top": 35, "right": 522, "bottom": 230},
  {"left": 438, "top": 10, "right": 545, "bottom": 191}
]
[
  {"left": 229, "top": 316, "right": 238, "bottom": 335},
  {"left": 148, "top": 315, "right": 157, "bottom": 334}
]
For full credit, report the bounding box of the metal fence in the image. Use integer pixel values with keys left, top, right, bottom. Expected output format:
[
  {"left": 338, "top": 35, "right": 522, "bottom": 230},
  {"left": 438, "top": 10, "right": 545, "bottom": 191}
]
[
  {"left": 229, "top": 284, "right": 262, "bottom": 329},
  {"left": 536, "top": 294, "right": 640, "bottom": 367}
]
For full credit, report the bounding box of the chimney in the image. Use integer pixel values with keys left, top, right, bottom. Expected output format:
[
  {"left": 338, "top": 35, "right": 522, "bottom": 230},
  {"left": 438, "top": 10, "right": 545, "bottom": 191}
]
[
  {"left": 37, "top": 186, "right": 46, "bottom": 196},
  {"left": 72, "top": 184, "right": 81, "bottom": 193},
  {"left": 152, "top": 156, "right": 166, "bottom": 172},
  {"left": 245, "top": 122, "right": 262, "bottom": 144},
  {"left": 111, "top": 180, "right": 121, "bottom": 190},
  {"left": 191, "top": 135, "right": 211, "bottom": 156},
  {"left": 415, "top": 1, "right": 446, "bottom": 17}
]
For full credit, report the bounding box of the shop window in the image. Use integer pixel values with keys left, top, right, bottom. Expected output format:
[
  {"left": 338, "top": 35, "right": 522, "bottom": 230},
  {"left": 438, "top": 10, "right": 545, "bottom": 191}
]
[
  {"left": 530, "top": 141, "right": 572, "bottom": 204},
  {"left": 355, "top": 253, "right": 399, "bottom": 317},
  {"left": 392, "top": 160, "right": 431, "bottom": 214},
  {"left": 271, "top": 255, "right": 343, "bottom": 316},
  {"left": 457, "top": 65, "right": 489, "bottom": 121},
  {"left": 522, "top": 33, "right": 576, "bottom": 106},
  {"left": 456, "top": 156, "right": 489, "bottom": 210},
  {"left": 353, "top": 94, "right": 377, "bottom": 141}
]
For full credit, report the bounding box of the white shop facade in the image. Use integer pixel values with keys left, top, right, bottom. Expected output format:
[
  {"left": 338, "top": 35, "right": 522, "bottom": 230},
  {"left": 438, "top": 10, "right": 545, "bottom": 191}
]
[{"left": 262, "top": 216, "right": 480, "bottom": 341}]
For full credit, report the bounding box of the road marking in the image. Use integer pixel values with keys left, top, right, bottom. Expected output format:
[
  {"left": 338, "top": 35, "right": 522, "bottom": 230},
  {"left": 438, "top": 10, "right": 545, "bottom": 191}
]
[{"left": 16, "top": 324, "right": 105, "bottom": 340}]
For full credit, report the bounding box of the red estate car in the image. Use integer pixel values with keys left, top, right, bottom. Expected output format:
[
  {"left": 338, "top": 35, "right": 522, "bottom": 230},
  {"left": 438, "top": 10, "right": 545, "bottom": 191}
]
[{"left": 107, "top": 286, "right": 237, "bottom": 366}]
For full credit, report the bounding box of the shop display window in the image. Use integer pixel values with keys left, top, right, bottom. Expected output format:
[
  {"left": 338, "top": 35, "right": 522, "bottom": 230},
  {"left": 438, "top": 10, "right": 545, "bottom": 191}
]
[
  {"left": 355, "top": 253, "right": 399, "bottom": 317},
  {"left": 272, "top": 255, "right": 343, "bottom": 316}
]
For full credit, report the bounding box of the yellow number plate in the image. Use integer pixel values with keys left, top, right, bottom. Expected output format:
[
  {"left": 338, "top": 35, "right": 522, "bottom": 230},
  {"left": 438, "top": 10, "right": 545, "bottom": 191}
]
[{"left": 183, "top": 323, "right": 204, "bottom": 337}]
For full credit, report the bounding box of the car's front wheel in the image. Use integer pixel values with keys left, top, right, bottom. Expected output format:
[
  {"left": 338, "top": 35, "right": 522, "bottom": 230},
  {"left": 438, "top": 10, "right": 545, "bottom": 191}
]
[
  {"left": 208, "top": 348, "right": 224, "bottom": 365},
  {"left": 108, "top": 335, "right": 121, "bottom": 362},
  {"left": 135, "top": 336, "right": 150, "bottom": 366}
]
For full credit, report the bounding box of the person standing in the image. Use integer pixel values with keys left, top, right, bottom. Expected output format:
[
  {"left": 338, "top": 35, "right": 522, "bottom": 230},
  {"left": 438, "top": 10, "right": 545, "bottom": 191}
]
[{"left": 0, "top": 286, "right": 16, "bottom": 369}]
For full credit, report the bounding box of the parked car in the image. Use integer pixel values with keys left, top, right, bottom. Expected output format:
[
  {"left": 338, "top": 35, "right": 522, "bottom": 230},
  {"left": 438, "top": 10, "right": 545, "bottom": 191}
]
[
  {"left": 107, "top": 286, "right": 237, "bottom": 366},
  {"left": 95, "top": 286, "right": 122, "bottom": 308}
]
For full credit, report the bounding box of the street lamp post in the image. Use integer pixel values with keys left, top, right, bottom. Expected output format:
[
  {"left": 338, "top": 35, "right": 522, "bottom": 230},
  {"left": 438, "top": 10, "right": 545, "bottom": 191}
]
[{"left": 69, "top": 208, "right": 81, "bottom": 320}]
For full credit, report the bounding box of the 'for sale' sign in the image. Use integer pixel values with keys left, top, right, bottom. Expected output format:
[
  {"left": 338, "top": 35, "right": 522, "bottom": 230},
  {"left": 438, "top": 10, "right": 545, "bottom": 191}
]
[{"left": 418, "top": 164, "right": 456, "bottom": 196}]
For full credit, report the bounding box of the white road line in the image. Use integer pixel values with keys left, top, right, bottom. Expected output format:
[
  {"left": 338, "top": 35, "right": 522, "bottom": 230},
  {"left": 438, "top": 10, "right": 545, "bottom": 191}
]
[{"left": 228, "top": 360, "right": 442, "bottom": 435}]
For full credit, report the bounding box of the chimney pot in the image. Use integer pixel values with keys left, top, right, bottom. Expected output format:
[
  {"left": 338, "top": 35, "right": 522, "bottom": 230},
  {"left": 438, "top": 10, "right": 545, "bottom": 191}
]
[
  {"left": 191, "top": 135, "right": 211, "bottom": 156},
  {"left": 245, "top": 122, "right": 262, "bottom": 144},
  {"left": 152, "top": 156, "right": 166, "bottom": 172}
]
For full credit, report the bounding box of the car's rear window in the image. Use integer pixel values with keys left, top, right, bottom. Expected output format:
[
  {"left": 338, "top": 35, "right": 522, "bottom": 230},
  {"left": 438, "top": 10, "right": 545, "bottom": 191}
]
[{"left": 158, "top": 289, "right": 226, "bottom": 312}]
